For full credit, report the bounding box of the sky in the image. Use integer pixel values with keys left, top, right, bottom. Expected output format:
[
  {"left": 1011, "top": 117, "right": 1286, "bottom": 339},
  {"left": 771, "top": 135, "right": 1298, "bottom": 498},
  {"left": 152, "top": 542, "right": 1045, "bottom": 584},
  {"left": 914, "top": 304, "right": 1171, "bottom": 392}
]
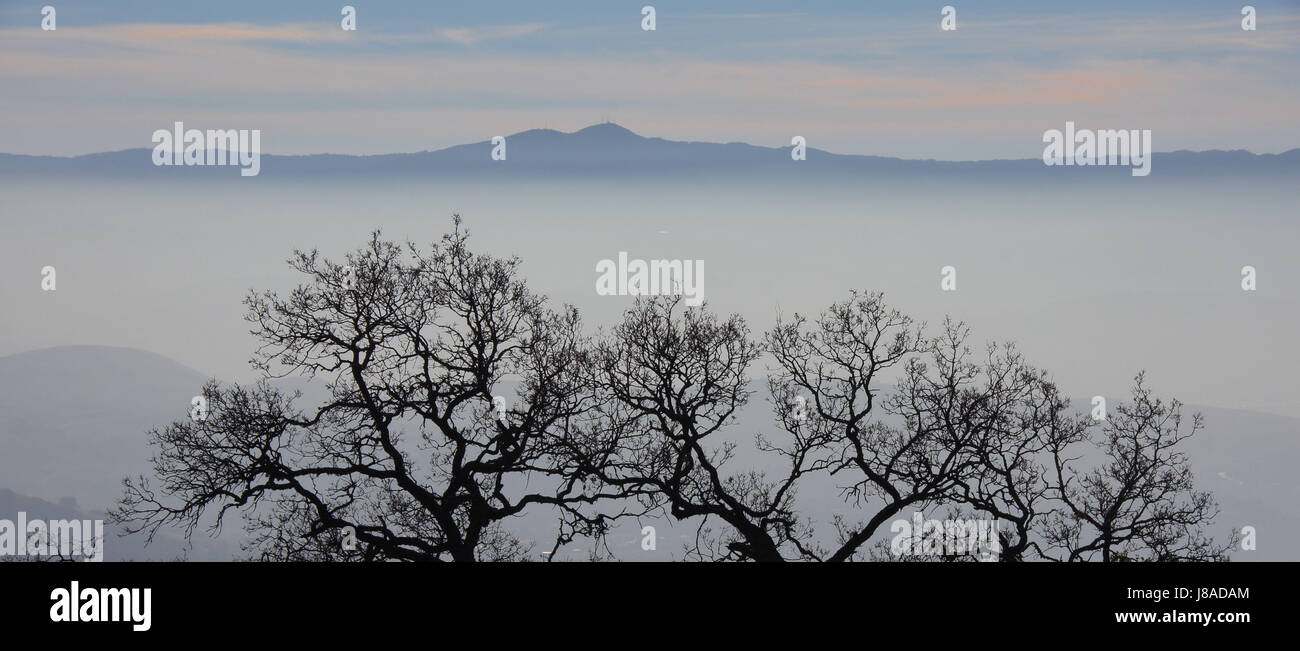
[{"left": 2, "top": 0, "right": 1298, "bottom": 158}]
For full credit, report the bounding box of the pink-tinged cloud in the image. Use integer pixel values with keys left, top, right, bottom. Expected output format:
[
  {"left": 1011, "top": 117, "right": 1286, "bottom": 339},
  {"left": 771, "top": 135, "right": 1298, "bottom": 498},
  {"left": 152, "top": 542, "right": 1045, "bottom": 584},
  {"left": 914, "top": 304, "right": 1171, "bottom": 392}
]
[{"left": 433, "top": 24, "right": 548, "bottom": 45}]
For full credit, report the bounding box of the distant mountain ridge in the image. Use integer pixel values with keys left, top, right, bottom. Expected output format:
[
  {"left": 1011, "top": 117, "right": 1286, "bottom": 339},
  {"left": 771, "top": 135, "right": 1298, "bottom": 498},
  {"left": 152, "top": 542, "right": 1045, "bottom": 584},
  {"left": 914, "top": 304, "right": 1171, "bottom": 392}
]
[
  {"left": 0, "top": 345, "right": 207, "bottom": 510},
  {"left": 2, "top": 122, "right": 1297, "bottom": 178},
  {"left": 0, "top": 487, "right": 239, "bottom": 561}
]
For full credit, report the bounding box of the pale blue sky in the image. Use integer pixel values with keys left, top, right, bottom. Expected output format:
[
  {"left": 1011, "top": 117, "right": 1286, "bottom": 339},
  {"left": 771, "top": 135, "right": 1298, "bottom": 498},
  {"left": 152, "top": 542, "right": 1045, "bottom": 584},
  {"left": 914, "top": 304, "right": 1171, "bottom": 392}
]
[{"left": 2, "top": 0, "right": 1297, "bottom": 157}]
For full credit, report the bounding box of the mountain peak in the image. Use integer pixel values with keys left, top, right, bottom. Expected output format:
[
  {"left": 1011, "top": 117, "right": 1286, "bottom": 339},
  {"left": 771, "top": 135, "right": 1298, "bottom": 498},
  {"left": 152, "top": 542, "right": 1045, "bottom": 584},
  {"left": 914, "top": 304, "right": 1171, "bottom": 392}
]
[{"left": 571, "top": 122, "right": 641, "bottom": 138}]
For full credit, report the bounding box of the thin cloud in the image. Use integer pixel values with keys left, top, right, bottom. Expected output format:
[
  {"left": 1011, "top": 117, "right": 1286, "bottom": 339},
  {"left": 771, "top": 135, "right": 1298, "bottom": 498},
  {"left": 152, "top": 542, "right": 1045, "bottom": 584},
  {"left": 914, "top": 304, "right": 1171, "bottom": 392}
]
[{"left": 431, "top": 24, "right": 548, "bottom": 45}]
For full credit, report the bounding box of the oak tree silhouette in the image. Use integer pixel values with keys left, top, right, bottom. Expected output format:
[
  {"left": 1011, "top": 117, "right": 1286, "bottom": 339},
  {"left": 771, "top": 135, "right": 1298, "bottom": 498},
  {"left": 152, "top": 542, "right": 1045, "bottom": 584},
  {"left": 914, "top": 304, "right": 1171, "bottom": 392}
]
[{"left": 114, "top": 218, "right": 642, "bottom": 561}]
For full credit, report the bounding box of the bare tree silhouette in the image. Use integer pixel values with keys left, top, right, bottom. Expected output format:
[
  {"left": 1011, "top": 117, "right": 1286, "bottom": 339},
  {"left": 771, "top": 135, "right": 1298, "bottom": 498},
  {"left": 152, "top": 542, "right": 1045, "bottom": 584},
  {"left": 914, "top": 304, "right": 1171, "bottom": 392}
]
[
  {"left": 592, "top": 293, "right": 1230, "bottom": 562},
  {"left": 113, "top": 224, "right": 1229, "bottom": 562},
  {"left": 113, "top": 218, "right": 642, "bottom": 561},
  {"left": 1041, "top": 374, "right": 1234, "bottom": 562},
  {"left": 589, "top": 297, "right": 801, "bottom": 561}
]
